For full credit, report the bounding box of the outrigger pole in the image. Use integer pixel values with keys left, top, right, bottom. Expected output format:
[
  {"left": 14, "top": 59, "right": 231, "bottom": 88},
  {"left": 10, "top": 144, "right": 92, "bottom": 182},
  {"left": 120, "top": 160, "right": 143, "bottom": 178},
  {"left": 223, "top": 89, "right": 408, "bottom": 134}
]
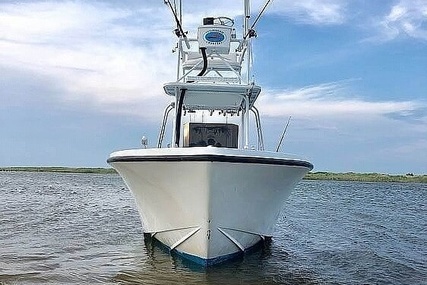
[{"left": 164, "top": 0, "right": 190, "bottom": 49}]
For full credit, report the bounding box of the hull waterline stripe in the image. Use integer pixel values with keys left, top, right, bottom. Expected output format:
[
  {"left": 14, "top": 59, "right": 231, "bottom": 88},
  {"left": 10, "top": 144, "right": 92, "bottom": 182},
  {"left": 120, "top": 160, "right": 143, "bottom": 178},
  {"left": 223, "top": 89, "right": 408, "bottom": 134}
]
[{"left": 107, "top": 154, "right": 313, "bottom": 169}]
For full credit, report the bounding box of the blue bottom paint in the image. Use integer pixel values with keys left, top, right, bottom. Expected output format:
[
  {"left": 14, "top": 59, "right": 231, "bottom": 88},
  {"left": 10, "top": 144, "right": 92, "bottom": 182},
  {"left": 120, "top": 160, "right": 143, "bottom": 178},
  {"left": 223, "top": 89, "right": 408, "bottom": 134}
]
[
  {"left": 143, "top": 233, "right": 271, "bottom": 267},
  {"left": 173, "top": 248, "right": 243, "bottom": 266}
]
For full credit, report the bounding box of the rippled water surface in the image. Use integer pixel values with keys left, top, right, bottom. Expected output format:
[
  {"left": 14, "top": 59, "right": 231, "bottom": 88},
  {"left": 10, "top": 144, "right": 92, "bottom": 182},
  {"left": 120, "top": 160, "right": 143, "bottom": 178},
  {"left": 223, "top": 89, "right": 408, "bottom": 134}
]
[{"left": 0, "top": 171, "right": 426, "bottom": 284}]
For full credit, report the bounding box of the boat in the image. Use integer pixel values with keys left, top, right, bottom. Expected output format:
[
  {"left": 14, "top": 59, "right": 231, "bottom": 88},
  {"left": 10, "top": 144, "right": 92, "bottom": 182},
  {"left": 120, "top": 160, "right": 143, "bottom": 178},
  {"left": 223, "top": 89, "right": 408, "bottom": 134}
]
[{"left": 108, "top": 0, "right": 313, "bottom": 266}]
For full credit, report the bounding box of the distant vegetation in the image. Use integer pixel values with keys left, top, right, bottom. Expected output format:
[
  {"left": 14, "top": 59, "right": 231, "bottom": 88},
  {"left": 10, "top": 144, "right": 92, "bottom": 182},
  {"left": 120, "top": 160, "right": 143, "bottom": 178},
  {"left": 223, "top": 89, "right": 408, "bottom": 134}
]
[
  {"left": 0, "top": 167, "right": 116, "bottom": 174},
  {"left": 1, "top": 167, "right": 426, "bottom": 183},
  {"left": 305, "top": 172, "right": 427, "bottom": 183}
]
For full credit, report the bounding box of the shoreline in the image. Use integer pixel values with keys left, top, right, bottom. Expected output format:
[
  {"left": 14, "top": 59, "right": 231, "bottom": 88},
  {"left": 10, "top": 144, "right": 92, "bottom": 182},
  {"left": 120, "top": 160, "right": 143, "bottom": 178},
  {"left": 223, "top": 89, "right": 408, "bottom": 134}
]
[
  {"left": 304, "top": 171, "right": 427, "bottom": 183},
  {"left": 1, "top": 167, "right": 426, "bottom": 183},
  {"left": 0, "top": 167, "right": 116, "bottom": 174}
]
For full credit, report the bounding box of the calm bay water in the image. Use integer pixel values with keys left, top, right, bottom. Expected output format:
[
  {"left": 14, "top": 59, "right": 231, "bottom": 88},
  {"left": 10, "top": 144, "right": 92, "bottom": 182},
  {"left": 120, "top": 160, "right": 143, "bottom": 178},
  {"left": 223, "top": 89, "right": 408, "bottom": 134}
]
[{"left": 0, "top": 171, "right": 426, "bottom": 284}]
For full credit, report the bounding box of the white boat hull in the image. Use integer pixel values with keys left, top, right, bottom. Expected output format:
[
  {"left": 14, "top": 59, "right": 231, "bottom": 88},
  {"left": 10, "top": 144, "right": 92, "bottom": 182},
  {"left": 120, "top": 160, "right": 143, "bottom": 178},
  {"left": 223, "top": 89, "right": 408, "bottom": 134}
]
[{"left": 108, "top": 147, "right": 312, "bottom": 265}]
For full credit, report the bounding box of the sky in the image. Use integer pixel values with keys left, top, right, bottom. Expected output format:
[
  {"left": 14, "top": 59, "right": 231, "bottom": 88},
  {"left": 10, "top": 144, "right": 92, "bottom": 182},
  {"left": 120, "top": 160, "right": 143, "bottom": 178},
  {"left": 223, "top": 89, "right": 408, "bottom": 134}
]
[{"left": 0, "top": 0, "right": 426, "bottom": 174}]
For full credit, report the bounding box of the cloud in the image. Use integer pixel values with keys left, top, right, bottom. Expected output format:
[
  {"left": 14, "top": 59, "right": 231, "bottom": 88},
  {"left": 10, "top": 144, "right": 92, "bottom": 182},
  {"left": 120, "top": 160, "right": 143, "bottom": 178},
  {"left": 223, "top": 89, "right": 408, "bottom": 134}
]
[
  {"left": 386, "top": 138, "right": 427, "bottom": 155},
  {"left": 371, "top": 0, "right": 427, "bottom": 41},
  {"left": 257, "top": 81, "right": 426, "bottom": 120},
  {"left": 270, "top": 0, "right": 347, "bottom": 25},
  {"left": 177, "top": 0, "right": 348, "bottom": 30},
  {"left": 0, "top": 1, "right": 175, "bottom": 120}
]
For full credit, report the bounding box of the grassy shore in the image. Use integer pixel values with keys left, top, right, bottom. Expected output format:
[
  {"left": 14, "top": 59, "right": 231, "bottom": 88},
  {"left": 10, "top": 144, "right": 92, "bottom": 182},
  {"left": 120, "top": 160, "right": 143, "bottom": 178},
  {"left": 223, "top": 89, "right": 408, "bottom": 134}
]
[
  {"left": 1, "top": 167, "right": 426, "bottom": 183},
  {"left": 0, "top": 166, "right": 116, "bottom": 174},
  {"left": 305, "top": 172, "right": 427, "bottom": 183}
]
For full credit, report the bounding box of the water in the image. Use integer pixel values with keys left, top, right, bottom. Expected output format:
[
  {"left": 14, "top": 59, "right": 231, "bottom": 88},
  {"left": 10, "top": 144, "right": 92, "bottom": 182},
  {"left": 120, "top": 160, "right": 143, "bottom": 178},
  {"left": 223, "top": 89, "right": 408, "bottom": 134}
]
[{"left": 0, "top": 172, "right": 426, "bottom": 285}]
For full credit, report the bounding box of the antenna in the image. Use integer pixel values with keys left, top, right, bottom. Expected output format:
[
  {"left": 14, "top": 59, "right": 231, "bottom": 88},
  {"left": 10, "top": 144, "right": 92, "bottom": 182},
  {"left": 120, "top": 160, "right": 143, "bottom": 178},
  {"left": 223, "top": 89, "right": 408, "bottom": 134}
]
[{"left": 275, "top": 116, "right": 291, "bottom": 152}]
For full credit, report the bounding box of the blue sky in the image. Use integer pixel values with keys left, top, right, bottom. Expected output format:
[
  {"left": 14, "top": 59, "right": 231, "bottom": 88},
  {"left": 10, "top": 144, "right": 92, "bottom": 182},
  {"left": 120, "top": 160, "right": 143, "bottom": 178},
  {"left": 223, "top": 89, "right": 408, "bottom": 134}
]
[{"left": 1, "top": 0, "right": 426, "bottom": 174}]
